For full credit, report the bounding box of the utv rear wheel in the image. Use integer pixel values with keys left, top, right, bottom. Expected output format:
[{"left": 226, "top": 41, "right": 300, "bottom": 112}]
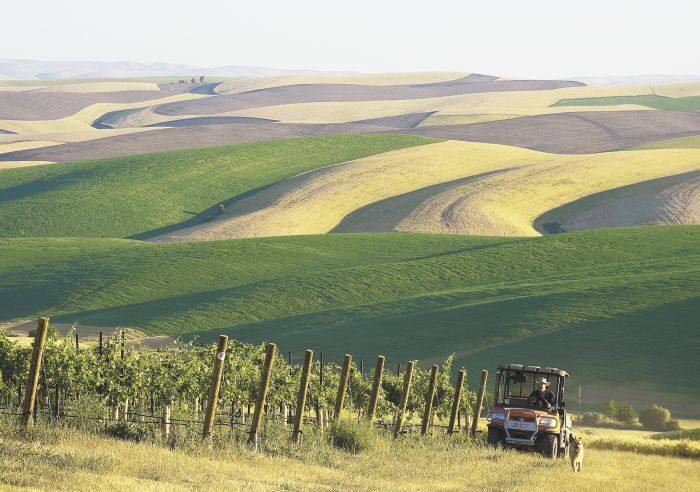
[
  {"left": 487, "top": 427, "right": 503, "bottom": 448},
  {"left": 537, "top": 434, "right": 558, "bottom": 459}
]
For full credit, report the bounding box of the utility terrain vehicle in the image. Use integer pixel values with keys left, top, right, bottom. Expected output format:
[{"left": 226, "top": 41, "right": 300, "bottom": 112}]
[{"left": 487, "top": 363, "right": 572, "bottom": 458}]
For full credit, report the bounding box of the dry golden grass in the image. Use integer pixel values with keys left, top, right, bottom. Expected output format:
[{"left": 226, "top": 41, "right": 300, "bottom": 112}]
[
  {"left": 157, "top": 142, "right": 700, "bottom": 241},
  {"left": 0, "top": 93, "right": 209, "bottom": 134},
  {"left": 1, "top": 423, "right": 698, "bottom": 491},
  {"left": 214, "top": 72, "right": 470, "bottom": 94},
  {"left": 0, "top": 140, "right": 62, "bottom": 154},
  {"left": 396, "top": 148, "right": 700, "bottom": 236},
  {"left": 653, "top": 82, "right": 700, "bottom": 98},
  {"left": 0, "top": 127, "right": 159, "bottom": 145},
  {"left": 0, "top": 160, "right": 54, "bottom": 170},
  {"left": 155, "top": 141, "right": 543, "bottom": 241}
]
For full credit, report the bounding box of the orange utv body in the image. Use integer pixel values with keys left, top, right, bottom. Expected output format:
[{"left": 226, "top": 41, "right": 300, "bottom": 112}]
[{"left": 486, "top": 364, "right": 572, "bottom": 459}]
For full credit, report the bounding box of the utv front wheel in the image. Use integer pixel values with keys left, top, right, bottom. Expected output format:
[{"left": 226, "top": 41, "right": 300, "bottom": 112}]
[
  {"left": 487, "top": 427, "right": 503, "bottom": 448},
  {"left": 537, "top": 434, "right": 558, "bottom": 459}
]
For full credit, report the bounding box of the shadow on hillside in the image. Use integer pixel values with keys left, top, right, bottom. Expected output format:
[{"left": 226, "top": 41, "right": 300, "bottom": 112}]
[{"left": 130, "top": 183, "right": 277, "bottom": 240}]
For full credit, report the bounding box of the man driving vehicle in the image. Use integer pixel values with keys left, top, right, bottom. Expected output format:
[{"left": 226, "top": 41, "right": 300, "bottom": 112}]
[{"left": 528, "top": 378, "right": 556, "bottom": 411}]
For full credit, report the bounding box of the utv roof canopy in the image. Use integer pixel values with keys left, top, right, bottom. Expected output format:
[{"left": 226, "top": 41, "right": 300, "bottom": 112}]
[{"left": 498, "top": 364, "right": 568, "bottom": 378}]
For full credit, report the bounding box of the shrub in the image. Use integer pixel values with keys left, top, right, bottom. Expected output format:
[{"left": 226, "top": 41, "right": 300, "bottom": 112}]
[
  {"left": 28, "top": 324, "right": 60, "bottom": 339},
  {"left": 103, "top": 421, "right": 151, "bottom": 442},
  {"left": 579, "top": 412, "right": 606, "bottom": 426},
  {"left": 617, "top": 404, "right": 638, "bottom": 425},
  {"left": 639, "top": 404, "right": 678, "bottom": 431},
  {"left": 329, "top": 420, "right": 380, "bottom": 453},
  {"left": 603, "top": 400, "right": 619, "bottom": 420}
]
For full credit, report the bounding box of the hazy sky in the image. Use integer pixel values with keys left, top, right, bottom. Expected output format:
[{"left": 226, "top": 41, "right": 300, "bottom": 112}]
[{"left": 3, "top": 0, "right": 699, "bottom": 77}]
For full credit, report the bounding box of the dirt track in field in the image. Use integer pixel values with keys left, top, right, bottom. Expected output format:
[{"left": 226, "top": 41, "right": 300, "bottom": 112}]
[
  {"left": 153, "top": 75, "right": 583, "bottom": 116},
  {"left": 534, "top": 170, "right": 700, "bottom": 233},
  {"left": 399, "top": 111, "right": 700, "bottom": 153}
]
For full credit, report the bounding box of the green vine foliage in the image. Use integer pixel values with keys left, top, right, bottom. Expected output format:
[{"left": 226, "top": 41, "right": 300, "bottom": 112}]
[{"left": 0, "top": 327, "right": 473, "bottom": 421}]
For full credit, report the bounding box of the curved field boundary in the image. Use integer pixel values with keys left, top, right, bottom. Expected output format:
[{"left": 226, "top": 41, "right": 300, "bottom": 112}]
[
  {"left": 153, "top": 77, "right": 584, "bottom": 116},
  {"left": 151, "top": 142, "right": 700, "bottom": 241},
  {"left": 400, "top": 111, "right": 700, "bottom": 153},
  {"left": 0, "top": 89, "right": 186, "bottom": 120},
  {"left": 392, "top": 148, "right": 700, "bottom": 236},
  {"left": 534, "top": 170, "right": 700, "bottom": 233},
  {"left": 214, "top": 72, "right": 471, "bottom": 94},
  {"left": 218, "top": 85, "right": 654, "bottom": 124},
  {"left": 145, "top": 116, "right": 280, "bottom": 127},
  {"left": 0, "top": 93, "right": 210, "bottom": 134},
  {"left": 5, "top": 110, "right": 700, "bottom": 162},
  {"left": 0, "top": 134, "right": 436, "bottom": 239},
  {"left": 552, "top": 94, "right": 700, "bottom": 112},
  {"left": 331, "top": 169, "right": 515, "bottom": 233}
]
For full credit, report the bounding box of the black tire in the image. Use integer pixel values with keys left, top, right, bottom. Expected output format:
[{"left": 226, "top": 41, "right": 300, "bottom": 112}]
[
  {"left": 487, "top": 427, "right": 503, "bottom": 448},
  {"left": 537, "top": 434, "right": 558, "bottom": 459}
]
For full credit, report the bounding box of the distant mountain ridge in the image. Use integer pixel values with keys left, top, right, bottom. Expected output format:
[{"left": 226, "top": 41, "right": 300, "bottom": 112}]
[{"left": 0, "top": 59, "right": 355, "bottom": 80}]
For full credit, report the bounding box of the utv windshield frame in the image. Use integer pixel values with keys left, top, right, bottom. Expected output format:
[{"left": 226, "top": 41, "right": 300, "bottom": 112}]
[{"left": 494, "top": 364, "right": 568, "bottom": 410}]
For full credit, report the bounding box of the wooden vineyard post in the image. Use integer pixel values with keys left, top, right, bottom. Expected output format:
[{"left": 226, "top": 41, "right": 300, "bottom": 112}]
[
  {"left": 448, "top": 369, "right": 465, "bottom": 435},
  {"left": 319, "top": 351, "right": 324, "bottom": 389},
  {"left": 202, "top": 335, "right": 228, "bottom": 438},
  {"left": 75, "top": 333, "right": 79, "bottom": 350},
  {"left": 22, "top": 317, "right": 50, "bottom": 426},
  {"left": 471, "top": 369, "right": 488, "bottom": 437},
  {"left": 248, "top": 343, "right": 276, "bottom": 448},
  {"left": 367, "top": 356, "right": 385, "bottom": 421},
  {"left": 421, "top": 365, "right": 439, "bottom": 436},
  {"left": 288, "top": 351, "right": 292, "bottom": 365},
  {"left": 162, "top": 404, "right": 171, "bottom": 438},
  {"left": 493, "top": 370, "right": 500, "bottom": 407},
  {"left": 98, "top": 332, "right": 103, "bottom": 356},
  {"left": 396, "top": 363, "right": 401, "bottom": 377},
  {"left": 334, "top": 354, "right": 352, "bottom": 420},
  {"left": 393, "top": 361, "right": 415, "bottom": 438},
  {"left": 293, "top": 349, "right": 313, "bottom": 444}
]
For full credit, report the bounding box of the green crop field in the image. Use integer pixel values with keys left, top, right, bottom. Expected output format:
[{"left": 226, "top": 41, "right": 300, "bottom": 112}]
[
  {"left": 2, "top": 226, "right": 699, "bottom": 408},
  {"left": 552, "top": 94, "right": 700, "bottom": 111},
  {"left": 0, "top": 134, "right": 437, "bottom": 239}
]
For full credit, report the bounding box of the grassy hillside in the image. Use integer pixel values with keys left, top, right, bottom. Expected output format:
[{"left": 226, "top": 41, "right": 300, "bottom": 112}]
[
  {"left": 552, "top": 94, "right": 700, "bottom": 111},
  {"left": 1, "top": 226, "right": 699, "bottom": 406},
  {"left": 0, "top": 134, "right": 436, "bottom": 238}
]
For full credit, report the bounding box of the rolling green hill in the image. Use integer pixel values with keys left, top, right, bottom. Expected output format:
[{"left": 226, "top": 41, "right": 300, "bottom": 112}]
[
  {"left": 552, "top": 94, "right": 700, "bottom": 111},
  {"left": 0, "top": 134, "right": 437, "bottom": 239},
  {"left": 2, "top": 226, "right": 699, "bottom": 408}
]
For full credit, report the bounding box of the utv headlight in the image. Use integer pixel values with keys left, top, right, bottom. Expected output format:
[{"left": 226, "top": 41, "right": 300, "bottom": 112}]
[
  {"left": 539, "top": 417, "right": 557, "bottom": 428},
  {"left": 490, "top": 411, "right": 506, "bottom": 421}
]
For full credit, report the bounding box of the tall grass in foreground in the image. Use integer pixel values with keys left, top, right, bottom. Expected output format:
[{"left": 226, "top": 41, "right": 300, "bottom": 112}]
[{"left": 1, "top": 416, "right": 698, "bottom": 491}]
